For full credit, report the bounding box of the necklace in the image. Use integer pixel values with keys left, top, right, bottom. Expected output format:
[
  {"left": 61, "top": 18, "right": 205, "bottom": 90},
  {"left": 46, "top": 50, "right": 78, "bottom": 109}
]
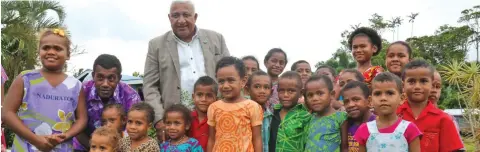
[{"left": 167, "top": 135, "right": 187, "bottom": 151}]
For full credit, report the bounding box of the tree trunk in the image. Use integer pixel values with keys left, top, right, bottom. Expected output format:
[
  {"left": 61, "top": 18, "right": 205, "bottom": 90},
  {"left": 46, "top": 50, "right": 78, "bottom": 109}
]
[{"left": 411, "top": 22, "right": 414, "bottom": 37}]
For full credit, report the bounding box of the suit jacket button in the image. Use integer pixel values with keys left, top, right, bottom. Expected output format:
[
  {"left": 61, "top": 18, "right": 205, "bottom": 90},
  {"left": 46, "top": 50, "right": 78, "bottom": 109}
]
[{"left": 177, "top": 86, "right": 180, "bottom": 89}]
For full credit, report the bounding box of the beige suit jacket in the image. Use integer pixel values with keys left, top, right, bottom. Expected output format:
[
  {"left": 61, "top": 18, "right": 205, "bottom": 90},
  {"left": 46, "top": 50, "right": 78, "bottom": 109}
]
[{"left": 143, "top": 29, "right": 230, "bottom": 123}]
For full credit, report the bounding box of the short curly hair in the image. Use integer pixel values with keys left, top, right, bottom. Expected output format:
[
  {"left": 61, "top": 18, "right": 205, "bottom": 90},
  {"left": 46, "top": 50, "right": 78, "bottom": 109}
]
[
  {"left": 91, "top": 126, "right": 121, "bottom": 149},
  {"left": 348, "top": 27, "right": 382, "bottom": 56}
]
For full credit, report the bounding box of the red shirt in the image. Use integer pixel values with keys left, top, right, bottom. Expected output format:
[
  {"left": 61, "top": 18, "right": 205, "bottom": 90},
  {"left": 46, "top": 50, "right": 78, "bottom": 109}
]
[
  {"left": 189, "top": 111, "right": 209, "bottom": 151},
  {"left": 397, "top": 101, "right": 463, "bottom": 152}
]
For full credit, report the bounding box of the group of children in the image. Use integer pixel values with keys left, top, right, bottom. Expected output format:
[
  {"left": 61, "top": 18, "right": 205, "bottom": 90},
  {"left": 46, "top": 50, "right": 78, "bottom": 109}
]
[{"left": 1, "top": 26, "right": 465, "bottom": 152}]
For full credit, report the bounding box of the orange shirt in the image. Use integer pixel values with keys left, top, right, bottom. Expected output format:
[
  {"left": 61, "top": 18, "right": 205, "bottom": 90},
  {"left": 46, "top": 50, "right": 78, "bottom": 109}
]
[
  {"left": 397, "top": 101, "right": 463, "bottom": 152},
  {"left": 207, "top": 99, "right": 263, "bottom": 152}
]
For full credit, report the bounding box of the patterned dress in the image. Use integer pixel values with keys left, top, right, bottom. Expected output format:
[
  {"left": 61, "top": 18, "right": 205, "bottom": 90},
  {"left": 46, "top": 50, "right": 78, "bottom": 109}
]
[
  {"left": 160, "top": 138, "right": 203, "bottom": 152},
  {"left": 335, "top": 66, "right": 383, "bottom": 86},
  {"left": 265, "top": 83, "right": 279, "bottom": 113},
  {"left": 305, "top": 111, "right": 347, "bottom": 152},
  {"left": 207, "top": 100, "right": 263, "bottom": 152},
  {"left": 12, "top": 70, "right": 82, "bottom": 152},
  {"left": 118, "top": 137, "right": 160, "bottom": 152},
  {"left": 362, "top": 66, "right": 383, "bottom": 85}
]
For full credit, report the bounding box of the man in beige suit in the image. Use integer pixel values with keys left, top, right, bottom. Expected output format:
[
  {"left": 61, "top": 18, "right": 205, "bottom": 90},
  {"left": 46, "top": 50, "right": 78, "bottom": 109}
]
[{"left": 143, "top": 0, "right": 229, "bottom": 135}]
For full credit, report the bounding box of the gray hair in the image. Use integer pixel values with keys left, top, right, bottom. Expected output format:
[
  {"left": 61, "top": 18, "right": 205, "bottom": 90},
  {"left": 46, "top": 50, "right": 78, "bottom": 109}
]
[{"left": 170, "top": 0, "right": 195, "bottom": 13}]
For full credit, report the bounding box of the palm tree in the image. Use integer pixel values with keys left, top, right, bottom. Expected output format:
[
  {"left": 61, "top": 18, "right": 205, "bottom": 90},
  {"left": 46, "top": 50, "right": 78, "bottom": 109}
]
[
  {"left": 441, "top": 61, "right": 480, "bottom": 151},
  {"left": 408, "top": 12, "right": 419, "bottom": 37},
  {"left": 1, "top": 1, "right": 66, "bottom": 89}
]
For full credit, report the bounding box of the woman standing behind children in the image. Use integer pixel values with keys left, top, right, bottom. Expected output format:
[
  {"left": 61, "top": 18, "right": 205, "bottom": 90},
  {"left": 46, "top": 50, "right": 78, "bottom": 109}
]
[
  {"left": 348, "top": 27, "right": 384, "bottom": 85},
  {"left": 245, "top": 71, "right": 273, "bottom": 152},
  {"left": 264, "top": 48, "right": 288, "bottom": 112},
  {"left": 90, "top": 126, "right": 121, "bottom": 152},
  {"left": 304, "top": 75, "right": 348, "bottom": 152},
  {"left": 207, "top": 56, "right": 263, "bottom": 152},
  {"left": 161, "top": 104, "right": 203, "bottom": 152},
  {"left": 2, "top": 28, "right": 88, "bottom": 152},
  {"left": 355, "top": 72, "right": 421, "bottom": 152},
  {"left": 269, "top": 71, "right": 310, "bottom": 152},
  {"left": 119, "top": 102, "right": 159, "bottom": 151}
]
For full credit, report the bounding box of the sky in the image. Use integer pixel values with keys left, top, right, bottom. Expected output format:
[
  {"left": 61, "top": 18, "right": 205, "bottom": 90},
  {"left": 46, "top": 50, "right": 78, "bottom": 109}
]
[{"left": 61, "top": 0, "right": 478, "bottom": 76}]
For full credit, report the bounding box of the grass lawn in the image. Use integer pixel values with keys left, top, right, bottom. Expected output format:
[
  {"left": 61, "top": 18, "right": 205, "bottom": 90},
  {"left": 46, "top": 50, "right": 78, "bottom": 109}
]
[{"left": 463, "top": 137, "right": 477, "bottom": 152}]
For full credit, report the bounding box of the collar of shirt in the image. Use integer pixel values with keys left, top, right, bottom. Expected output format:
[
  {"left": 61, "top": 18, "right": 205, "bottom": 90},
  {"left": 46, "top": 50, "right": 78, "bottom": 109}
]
[
  {"left": 398, "top": 100, "right": 442, "bottom": 118},
  {"left": 191, "top": 111, "right": 208, "bottom": 125},
  {"left": 173, "top": 26, "right": 199, "bottom": 44},
  {"left": 264, "top": 108, "right": 273, "bottom": 118},
  {"left": 273, "top": 103, "right": 306, "bottom": 111}
]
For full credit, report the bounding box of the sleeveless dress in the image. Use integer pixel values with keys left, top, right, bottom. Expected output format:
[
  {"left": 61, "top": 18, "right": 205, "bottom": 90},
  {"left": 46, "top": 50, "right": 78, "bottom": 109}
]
[
  {"left": 365, "top": 120, "right": 409, "bottom": 152},
  {"left": 11, "top": 70, "right": 81, "bottom": 152}
]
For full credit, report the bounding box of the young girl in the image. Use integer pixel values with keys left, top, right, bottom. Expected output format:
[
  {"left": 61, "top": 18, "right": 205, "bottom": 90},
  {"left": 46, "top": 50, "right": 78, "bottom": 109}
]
[
  {"left": 348, "top": 27, "right": 384, "bottom": 85},
  {"left": 90, "top": 126, "right": 121, "bottom": 152},
  {"left": 245, "top": 71, "right": 272, "bottom": 152},
  {"left": 385, "top": 41, "right": 412, "bottom": 77},
  {"left": 242, "top": 55, "right": 260, "bottom": 78},
  {"left": 242, "top": 55, "right": 260, "bottom": 98},
  {"left": 207, "top": 56, "right": 263, "bottom": 152},
  {"left": 291, "top": 60, "right": 312, "bottom": 104},
  {"left": 264, "top": 48, "right": 287, "bottom": 112},
  {"left": 337, "top": 69, "right": 365, "bottom": 88},
  {"left": 315, "top": 65, "right": 343, "bottom": 111},
  {"left": 355, "top": 72, "right": 421, "bottom": 152},
  {"left": 2, "top": 28, "right": 88, "bottom": 152},
  {"left": 102, "top": 103, "right": 127, "bottom": 137},
  {"left": 160, "top": 104, "right": 203, "bottom": 152},
  {"left": 304, "top": 75, "right": 348, "bottom": 152},
  {"left": 119, "top": 102, "right": 159, "bottom": 151}
]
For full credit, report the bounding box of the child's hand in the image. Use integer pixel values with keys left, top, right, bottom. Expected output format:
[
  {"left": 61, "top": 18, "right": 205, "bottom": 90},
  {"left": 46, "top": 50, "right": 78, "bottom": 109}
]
[
  {"left": 47, "top": 133, "right": 67, "bottom": 146},
  {"left": 33, "top": 135, "right": 54, "bottom": 152}
]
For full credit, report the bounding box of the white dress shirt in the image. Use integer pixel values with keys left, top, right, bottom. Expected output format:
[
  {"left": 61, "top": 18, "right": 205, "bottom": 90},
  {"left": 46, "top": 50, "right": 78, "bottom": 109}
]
[{"left": 174, "top": 29, "right": 206, "bottom": 109}]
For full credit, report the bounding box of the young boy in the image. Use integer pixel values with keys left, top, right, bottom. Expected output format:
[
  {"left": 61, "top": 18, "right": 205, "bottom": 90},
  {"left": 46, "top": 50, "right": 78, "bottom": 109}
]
[
  {"left": 269, "top": 71, "right": 311, "bottom": 152},
  {"left": 428, "top": 70, "right": 464, "bottom": 150},
  {"left": 340, "top": 81, "right": 376, "bottom": 151},
  {"left": 397, "top": 59, "right": 464, "bottom": 151},
  {"left": 191, "top": 76, "right": 218, "bottom": 151}
]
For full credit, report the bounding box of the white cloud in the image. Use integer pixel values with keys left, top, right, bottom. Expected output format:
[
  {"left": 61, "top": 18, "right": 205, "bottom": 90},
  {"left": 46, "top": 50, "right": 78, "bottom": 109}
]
[{"left": 64, "top": 0, "right": 479, "bottom": 76}]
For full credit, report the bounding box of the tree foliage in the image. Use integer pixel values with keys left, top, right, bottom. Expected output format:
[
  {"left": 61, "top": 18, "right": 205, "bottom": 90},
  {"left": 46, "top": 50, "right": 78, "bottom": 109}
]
[
  {"left": 1, "top": 1, "right": 84, "bottom": 91},
  {"left": 440, "top": 61, "right": 480, "bottom": 150}
]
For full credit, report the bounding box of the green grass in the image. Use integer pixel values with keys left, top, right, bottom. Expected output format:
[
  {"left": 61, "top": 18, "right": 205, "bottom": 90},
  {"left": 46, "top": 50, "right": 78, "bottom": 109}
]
[{"left": 462, "top": 137, "right": 477, "bottom": 152}]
